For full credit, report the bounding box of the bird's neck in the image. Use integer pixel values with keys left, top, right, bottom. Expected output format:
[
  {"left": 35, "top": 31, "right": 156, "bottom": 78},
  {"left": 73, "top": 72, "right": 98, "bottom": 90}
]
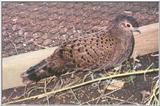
[
  {"left": 109, "top": 24, "right": 133, "bottom": 39},
  {"left": 109, "top": 24, "right": 135, "bottom": 65},
  {"left": 109, "top": 24, "right": 134, "bottom": 54}
]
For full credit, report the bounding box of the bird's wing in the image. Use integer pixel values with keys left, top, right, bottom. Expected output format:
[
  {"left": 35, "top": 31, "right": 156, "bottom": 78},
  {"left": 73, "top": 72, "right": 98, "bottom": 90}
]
[{"left": 57, "top": 32, "right": 120, "bottom": 70}]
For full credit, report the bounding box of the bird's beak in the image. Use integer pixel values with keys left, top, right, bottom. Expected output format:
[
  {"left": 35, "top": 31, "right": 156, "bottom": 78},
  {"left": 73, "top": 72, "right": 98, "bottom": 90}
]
[{"left": 132, "top": 27, "right": 141, "bottom": 34}]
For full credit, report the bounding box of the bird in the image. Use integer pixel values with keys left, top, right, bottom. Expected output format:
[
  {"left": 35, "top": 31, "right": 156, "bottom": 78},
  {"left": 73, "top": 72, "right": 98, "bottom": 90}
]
[{"left": 21, "top": 14, "right": 141, "bottom": 84}]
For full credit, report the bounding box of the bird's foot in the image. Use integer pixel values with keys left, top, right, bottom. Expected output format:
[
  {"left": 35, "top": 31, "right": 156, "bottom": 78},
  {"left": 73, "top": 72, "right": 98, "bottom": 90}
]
[
  {"left": 114, "top": 65, "right": 122, "bottom": 71},
  {"left": 82, "top": 71, "right": 105, "bottom": 82},
  {"left": 133, "top": 63, "right": 142, "bottom": 70}
]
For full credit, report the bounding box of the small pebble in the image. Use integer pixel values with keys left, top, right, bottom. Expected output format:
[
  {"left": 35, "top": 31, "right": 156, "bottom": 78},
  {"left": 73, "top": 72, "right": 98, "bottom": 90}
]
[
  {"left": 12, "top": 18, "right": 18, "bottom": 22},
  {"left": 62, "top": 34, "right": 66, "bottom": 38},
  {"left": 18, "top": 29, "right": 24, "bottom": 35},
  {"left": 23, "top": 43, "right": 26, "bottom": 46},
  {"left": 2, "top": 96, "right": 6, "bottom": 100},
  {"left": 12, "top": 25, "right": 17, "bottom": 31},
  {"left": 124, "top": 10, "right": 133, "bottom": 14}
]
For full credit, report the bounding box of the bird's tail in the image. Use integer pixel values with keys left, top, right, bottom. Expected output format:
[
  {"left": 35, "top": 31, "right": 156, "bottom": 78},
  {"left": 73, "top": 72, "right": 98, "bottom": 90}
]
[{"left": 20, "top": 60, "right": 51, "bottom": 84}]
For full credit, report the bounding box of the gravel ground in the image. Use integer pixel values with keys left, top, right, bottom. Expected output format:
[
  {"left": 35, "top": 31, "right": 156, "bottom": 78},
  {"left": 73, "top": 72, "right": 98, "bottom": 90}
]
[{"left": 2, "top": 2, "right": 158, "bottom": 57}]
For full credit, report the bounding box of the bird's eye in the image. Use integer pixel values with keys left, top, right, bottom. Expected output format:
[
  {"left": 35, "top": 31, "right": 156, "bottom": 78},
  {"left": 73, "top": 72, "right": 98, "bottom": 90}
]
[{"left": 126, "top": 24, "right": 131, "bottom": 27}]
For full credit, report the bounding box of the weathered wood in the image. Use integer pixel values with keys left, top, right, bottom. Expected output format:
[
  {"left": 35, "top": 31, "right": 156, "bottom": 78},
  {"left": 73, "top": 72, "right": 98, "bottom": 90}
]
[
  {"left": 3, "top": 47, "right": 58, "bottom": 90},
  {"left": 132, "top": 23, "right": 158, "bottom": 57},
  {"left": 2, "top": 23, "right": 158, "bottom": 90}
]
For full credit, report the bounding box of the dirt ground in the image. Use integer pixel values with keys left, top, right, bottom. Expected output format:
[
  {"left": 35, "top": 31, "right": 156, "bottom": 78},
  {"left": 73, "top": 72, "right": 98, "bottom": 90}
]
[{"left": 2, "top": 2, "right": 159, "bottom": 105}]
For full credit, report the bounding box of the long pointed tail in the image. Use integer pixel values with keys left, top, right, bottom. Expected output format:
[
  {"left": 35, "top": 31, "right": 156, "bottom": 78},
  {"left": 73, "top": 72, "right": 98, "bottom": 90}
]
[
  {"left": 21, "top": 49, "right": 67, "bottom": 84},
  {"left": 20, "top": 60, "right": 50, "bottom": 84}
]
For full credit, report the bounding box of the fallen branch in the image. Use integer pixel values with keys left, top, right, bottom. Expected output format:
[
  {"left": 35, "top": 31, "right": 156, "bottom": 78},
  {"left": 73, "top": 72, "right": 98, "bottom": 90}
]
[{"left": 4, "top": 68, "right": 159, "bottom": 105}]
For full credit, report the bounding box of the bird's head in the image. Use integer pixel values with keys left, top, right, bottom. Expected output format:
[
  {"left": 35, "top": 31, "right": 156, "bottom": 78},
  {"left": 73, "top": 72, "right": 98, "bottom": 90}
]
[{"left": 113, "top": 14, "right": 141, "bottom": 34}]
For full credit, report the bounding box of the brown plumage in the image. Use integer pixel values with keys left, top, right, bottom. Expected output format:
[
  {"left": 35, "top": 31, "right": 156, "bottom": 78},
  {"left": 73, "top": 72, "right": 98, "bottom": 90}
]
[{"left": 21, "top": 14, "right": 140, "bottom": 84}]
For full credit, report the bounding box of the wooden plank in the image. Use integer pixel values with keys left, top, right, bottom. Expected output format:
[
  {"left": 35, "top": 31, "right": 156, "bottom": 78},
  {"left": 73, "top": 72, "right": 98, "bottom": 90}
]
[
  {"left": 132, "top": 23, "right": 158, "bottom": 57},
  {"left": 3, "top": 47, "right": 58, "bottom": 90},
  {"left": 2, "top": 23, "right": 158, "bottom": 90}
]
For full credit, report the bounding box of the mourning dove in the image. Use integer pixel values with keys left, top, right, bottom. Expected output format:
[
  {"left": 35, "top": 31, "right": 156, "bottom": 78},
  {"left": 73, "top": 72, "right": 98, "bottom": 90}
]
[{"left": 21, "top": 14, "right": 140, "bottom": 84}]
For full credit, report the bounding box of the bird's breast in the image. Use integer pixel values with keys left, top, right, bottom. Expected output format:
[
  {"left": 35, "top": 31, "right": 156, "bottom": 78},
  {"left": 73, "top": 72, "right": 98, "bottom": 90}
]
[{"left": 112, "top": 34, "right": 134, "bottom": 66}]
